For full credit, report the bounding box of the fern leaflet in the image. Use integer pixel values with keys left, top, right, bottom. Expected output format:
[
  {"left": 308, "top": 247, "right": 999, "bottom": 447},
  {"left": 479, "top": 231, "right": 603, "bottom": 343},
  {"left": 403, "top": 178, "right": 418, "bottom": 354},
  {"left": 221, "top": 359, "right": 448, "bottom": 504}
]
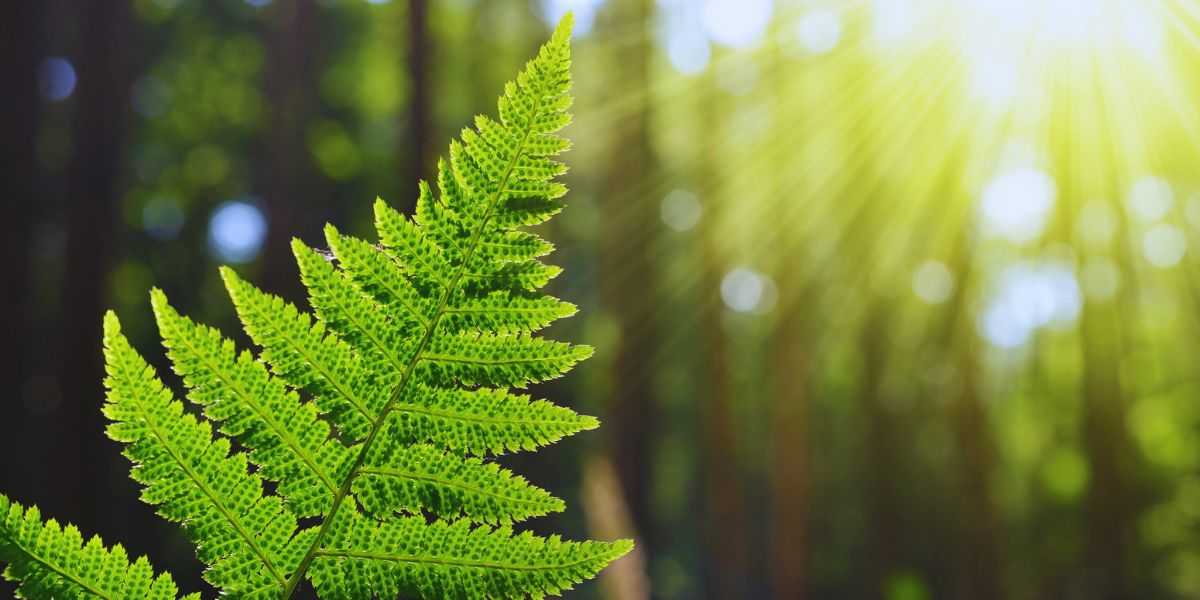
[{"left": 0, "top": 495, "right": 194, "bottom": 600}]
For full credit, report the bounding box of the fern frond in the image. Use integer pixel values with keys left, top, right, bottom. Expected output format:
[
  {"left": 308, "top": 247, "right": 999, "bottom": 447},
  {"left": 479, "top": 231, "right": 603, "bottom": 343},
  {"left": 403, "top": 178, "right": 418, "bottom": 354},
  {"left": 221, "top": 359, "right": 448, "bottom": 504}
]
[
  {"left": 275, "top": 14, "right": 631, "bottom": 596},
  {"left": 150, "top": 290, "right": 354, "bottom": 518},
  {"left": 0, "top": 495, "right": 193, "bottom": 600},
  {"left": 388, "top": 383, "right": 599, "bottom": 455},
  {"left": 220, "top": 267, "right": 389, "bottom": 441},
  {"left": 307, "top": 513, "right": 633, "bottom": 600},
  {"left": 419, "top": 333, "right": 592, "bottom": 389},
  {"left": 2, "top": 14, "right": 635, "bottom": 600},
  {"left": 353, "top": 443, "right": 563, "bottom": 524},
  {"left": 293, "top": 238, "right": 420, "bottom": 375},
  {"left": 102, "top": 313, "right": 312, "bottom": 597},
  {"left": 320, "top": 223, "right": 435, "bottom": 330},
  {"left": 442, "top": 293, "right": 576, "bottom": 336}
]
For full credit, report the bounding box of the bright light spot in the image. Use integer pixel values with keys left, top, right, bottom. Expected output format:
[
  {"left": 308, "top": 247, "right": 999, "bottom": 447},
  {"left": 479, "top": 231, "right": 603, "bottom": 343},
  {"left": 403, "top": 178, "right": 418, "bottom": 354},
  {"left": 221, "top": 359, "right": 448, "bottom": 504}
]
[
  {"left": 967, "top": 0, "right": 1157, "bottom": 50},
  {"left": 1041, "top": 0, "right": 1104, "bottom": 45},
  {"left": 995, "top": 139, "right": 1041, "bottom": 169},
  {"left": 1118, "top": 2, "right": 1166, "bottom": 57},
  {"left": 980, "top": 262, "right": 1080, "bottom": 348},
  {"left": 968, "top": 56, "right": 1021, "bottom": 108},
  {"left": 702, "top": 0, "right": 773, "bottom": 48},
  {"left": 1077, "top": 201, "right": 1116, "bottom": 247},
  {"left": 919, "top": 0, "right": 1171, "bottom": 106},
  {"left": 660, "top": 0, "right": 711, "bottom": 73},
  {"left": 979, "top": 168, "right": 1056, "bottom": 244},
  {"left": 885, "top": 0, "right": 1171, "bottom": 71},
  {"left": 721, "top": 267, "right": 775, "bottom": 313},
  {"left": 661, "top": 189, "right": 702, "bottom": 232},
  {"left": 244, "top": 0, "right": 271, "bottom": 6},
  {"left": 871, "top": 0, "right": 917, "bottom": 46},
  {"left": 664, "top": 28, "right": 710, "bottom": 74},
  {"left": 540, "top": 0, "right": 604, "bottom": 37},
  {"left": 1081, "top": 258, "right": 1120, "bottom": 301},
  {"left": 208, "top": 200, "right": 267, "bottom": 264},
  {"left": 912, "top": 260, "right": 954, "bottom": 304},
  {"left": 794, "top": 9, "right": 842, "bottom": 54},
  {"left": 38, "top": 57, "right": 76, "bottom": 102},
  {"left": 1142, "top": 224, "right": 1186, "bottom": 268},
  {"left": 1127, "top": 176, "right": 1173, "bottom": 222},
  {"left": 143, "top": 197, "right": 185, "bottom": 241}
]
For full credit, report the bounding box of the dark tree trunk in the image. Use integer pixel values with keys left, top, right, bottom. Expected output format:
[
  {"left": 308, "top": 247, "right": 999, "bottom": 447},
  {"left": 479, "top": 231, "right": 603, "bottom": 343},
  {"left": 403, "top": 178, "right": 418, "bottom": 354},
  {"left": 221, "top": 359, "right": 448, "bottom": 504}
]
[
  {"left": 694, "top": 68, "right": 749, "bottom": 600},
  {"left": 56, "top": 0, "right": 134, "bottom": 532},
  {"left": 400, "top": 0, "right": 433, "bottom": 214},
  {"left": 696, "top": 237, "right": 748, "bottom": 599},
  {"left": 950, "top": 323, "right": 1005, "bottom": 600},
  {"left": 769, "top": 303, "right": 808, "bottom": 599},
  {"left": 1079, "top": 302, "right": 1136, "bottom": 600},
  {"left": 0, "top": 0, "right": 42, "bottom": 494},
  {"left": 766, "top": 38, "right": 808, "bottom": 600},
  {"left": 860, "top": 310, "right": 901, "bottom": 597},
  {"left": 598, "top": 0, "right": 660, "bottom": 553},
  {"left": 933, "top": 152, "right": 1005, "bottom": 600},
  {"left": 261, "top": 0, "right": 319, "bottom": 301},
  {"left": 1047, "top": 89, "right": 1137, "bottom": 600}
]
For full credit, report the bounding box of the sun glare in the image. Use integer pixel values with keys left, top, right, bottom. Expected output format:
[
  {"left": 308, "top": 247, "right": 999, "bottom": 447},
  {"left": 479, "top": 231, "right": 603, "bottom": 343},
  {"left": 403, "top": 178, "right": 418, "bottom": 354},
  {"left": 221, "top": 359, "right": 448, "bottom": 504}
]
[
  {"left": 867, "top": 0, "right": 1174, "bottom": 110},
  {"left": 898, "top": 0, "right": 1169, "bottom": 52}
]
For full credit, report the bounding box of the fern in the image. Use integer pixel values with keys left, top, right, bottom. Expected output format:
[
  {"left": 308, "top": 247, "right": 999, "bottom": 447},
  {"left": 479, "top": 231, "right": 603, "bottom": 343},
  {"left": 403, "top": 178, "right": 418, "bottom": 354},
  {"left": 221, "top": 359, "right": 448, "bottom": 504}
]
[
  {"left": 0, "top": 15, "right": 631, "bottom": 598},
  {"left": 0, "top": 495, "right": 195, "bottom": 600}
]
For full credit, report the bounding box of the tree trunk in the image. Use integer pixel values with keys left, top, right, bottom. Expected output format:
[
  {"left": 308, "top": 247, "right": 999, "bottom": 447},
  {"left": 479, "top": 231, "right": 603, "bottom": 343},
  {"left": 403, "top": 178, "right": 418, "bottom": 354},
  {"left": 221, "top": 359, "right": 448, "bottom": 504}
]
[
  {"left": 769, "top": 303, "right": 808, "bottom": 599},
  {"left": 56, "top": 0, "right": 134, "bottom": 532},
  {"left": 400, "top": 0, "right": 432, "bottom": 214},
  {"left": 1079, "top": 301, "right": 1135, "bottom": 600},
  {"left": 261, "top": 0, "right": 319, "bottom": 301},
  {"left": 693, "top": 66, "right": 749, "bottom": 600},
  {"left": 1047, "top": 90, "right": 1137, "bottom": 600},
  {"left": 766, "top": 36, "right": 809, "bottom": 600},
  {"left": 597, "top": 0, "right": 660, "bottom": 553},
  {"left": 860, "top": 309, "right": 901, "bottom": 598},
  {"left": 0, "top": 0, "right": 42, "bottom": 503},
  {"left": 934, "top": 150, "right": 1005, "bottom": 600},
  {"left": 950, "top": 322, "right": 1005, "bottom": 600}
]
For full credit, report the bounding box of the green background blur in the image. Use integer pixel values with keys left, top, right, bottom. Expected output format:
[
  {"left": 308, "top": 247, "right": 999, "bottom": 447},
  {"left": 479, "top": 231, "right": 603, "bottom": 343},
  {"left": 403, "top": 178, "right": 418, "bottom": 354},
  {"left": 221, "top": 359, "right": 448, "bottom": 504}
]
[{"left": 5, "top": 0, "right": 1200, "bottom": 598}]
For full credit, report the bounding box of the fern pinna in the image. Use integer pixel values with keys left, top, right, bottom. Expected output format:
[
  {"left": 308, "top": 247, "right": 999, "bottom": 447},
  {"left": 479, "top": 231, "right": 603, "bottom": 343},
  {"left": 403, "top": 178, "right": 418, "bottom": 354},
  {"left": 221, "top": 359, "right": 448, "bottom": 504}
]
[{"left": 0, "top": 15, "right": 631, "bottom": 599}]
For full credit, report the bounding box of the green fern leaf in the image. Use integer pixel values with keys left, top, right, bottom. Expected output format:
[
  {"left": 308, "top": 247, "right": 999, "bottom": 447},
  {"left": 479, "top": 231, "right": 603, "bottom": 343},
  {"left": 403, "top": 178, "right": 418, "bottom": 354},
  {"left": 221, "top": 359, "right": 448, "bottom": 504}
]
[
  {"left": 321, "top": 223, "right": 436, "bottom": 330},
  {"left": 221, "top": 267, "right": 389, "bottom": 441},
  {"left": 286, "top": 14, "right": 631, "bottom": 596},
  {"left": 0, "top": 495, "right": 194, "bottom": 600},
  {"left": 293, "top": 238, "right": 420, "bottom": 374},
  {"left": 103, "top": 313, "right": 312, "bottom": 597},
  {"left": 150, "top": 290, "right": 354, "bottom": 518},
  {"left": 353, "top": 443, "right": 564, "bottom": 524},
  {"left": 307, "top": 513, "right": 633, "bottom": 600},
  {"left": 382, "top": 382, "right": 599, "bottom": 456}
]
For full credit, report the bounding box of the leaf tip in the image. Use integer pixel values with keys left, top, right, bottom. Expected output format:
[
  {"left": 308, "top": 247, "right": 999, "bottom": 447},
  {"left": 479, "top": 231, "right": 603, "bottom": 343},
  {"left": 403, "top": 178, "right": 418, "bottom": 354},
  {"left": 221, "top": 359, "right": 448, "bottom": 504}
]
[
  {"left": 148, "top": 287, "right": 168, "bottom": 311},
  {"left": 578, "top": 414, "right": 601, "bottom": 431},
  {"left": 611, "top": 537, "right": 635, "bottom": 559},
  {"left": 102, "top": 310, "right": 122, "bottom": 338},
  {"left": 572, "top": 344, "right": 595, "bottom": 362},
  {"left": 553, "top": 12, "right": 574, "bottom": 42}
]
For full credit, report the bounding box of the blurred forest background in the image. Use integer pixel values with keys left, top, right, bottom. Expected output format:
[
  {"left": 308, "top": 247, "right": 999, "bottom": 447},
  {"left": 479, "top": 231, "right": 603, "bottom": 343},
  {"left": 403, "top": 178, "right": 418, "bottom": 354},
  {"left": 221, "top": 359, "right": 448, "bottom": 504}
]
[{"left": 6, "top": 0, "right": 1200, "bottom": 598}]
